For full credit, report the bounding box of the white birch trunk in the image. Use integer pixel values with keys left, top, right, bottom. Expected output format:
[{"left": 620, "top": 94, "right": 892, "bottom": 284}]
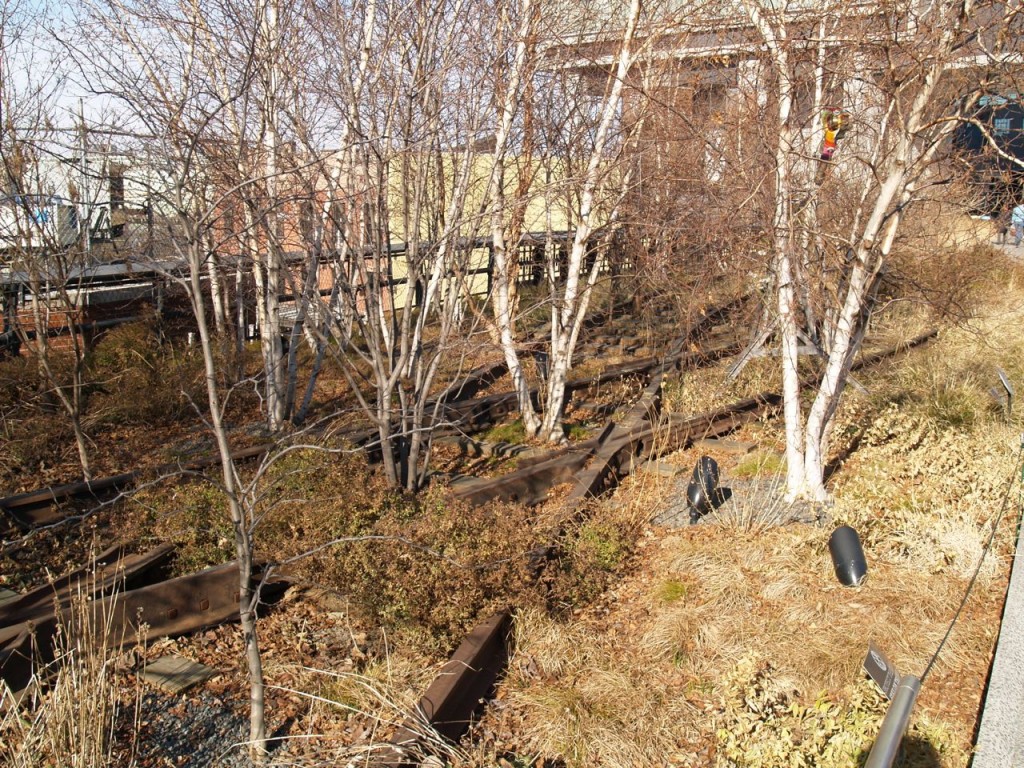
[
  {"left": 488, "top": 0, "right": 540, "bottom": 437},
  {"left": 259, "top": 0, "right": 286, "bottom": 432},
  {"left": 745, "top": 0, "right": 810, "bottom": 500},
  {"left": 796, "top": 0, "right": 971, "bottom": 500},
  {"left": 205, "top": 238, "right": 227, "bottom": 337},
  {"left": 539, "top": 0, "right": 642, "bottom": 443}
]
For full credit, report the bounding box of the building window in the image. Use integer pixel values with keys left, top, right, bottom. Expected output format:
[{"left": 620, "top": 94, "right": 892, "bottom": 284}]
[{"left": 994, "top": 117, "right": 1012, "bottom": 134}]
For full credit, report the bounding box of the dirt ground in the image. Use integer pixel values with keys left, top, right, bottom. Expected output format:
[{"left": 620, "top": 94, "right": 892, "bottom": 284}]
[{"left": 3, "top": 233, "right": 1023, "bottom": 768}]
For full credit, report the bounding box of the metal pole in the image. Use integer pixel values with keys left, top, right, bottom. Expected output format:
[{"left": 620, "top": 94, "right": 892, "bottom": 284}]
[
  {"left": 864, "top": 674, "right": 921, "bottom": 768},
  {"left": 79, "top": 100, "right": 90, "bottom": 255}
]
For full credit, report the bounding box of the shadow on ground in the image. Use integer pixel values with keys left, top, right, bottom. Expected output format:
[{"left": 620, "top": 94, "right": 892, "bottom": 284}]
[{"left": 857, "top": 735, "right": 941, "bottom": 767}]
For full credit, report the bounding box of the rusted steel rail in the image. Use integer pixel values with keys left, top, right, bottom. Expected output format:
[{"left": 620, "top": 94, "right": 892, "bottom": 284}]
[
  {"left": 360, "top": 312, "right": 747, "bottom": 763},
  {"left": 368, "top": 298, "right": 742, "bottom": 445},
  {"left": 454, "top": 391, "right": 778, "bottom": 507},
  {"left": 433, "top": 346, "right": 724, "bottom": 436},
  {"left": 349, "top": 297, "right": 643, "bottom": 418},
  {"left": 451, "top": 342, "right": 744, "bottom": 506},
  {"left": 0, "top": 443, "right": 273, "bottom": 532},
  {"left": 2, "top": 320, "right": 740, "bottom": 534},
  {"left": 361, "top": 611, "right": 513, "bottom": 768},
  {"left": 558, "top": 331, "right": 939, "bottom": 505},
  {"left": 435, "top": 359, "right": 509, "bottom": 404},
  {"left": 560, "top": 364, "right": 670, "bottom": 508},
  {"left": 1, "top": 471, "right": 140, "bottom": 529},
  {"left": 394, "top": 333, "right": 939, "bottom": 762},
  {"left": 0, "top": 361, "right": 520, "bottom": 529},
  {"left": 0, "top": 299, "right": 740, "bottom": 751},
  {"left": 0, "top": 543, "right": 175, "bottom": 628},
  {"left": 0, "top": 547, "right": 287, "bottom": 696},
  {"left": 0, "top": 298, "right": 697, "bottom": 531},
  {"left": 454, "top": 332, "right": 937, "bottom": 508}
]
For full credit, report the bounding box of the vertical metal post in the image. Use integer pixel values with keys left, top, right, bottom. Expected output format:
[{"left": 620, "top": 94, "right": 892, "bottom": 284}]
[
  {"left": 147, "top": 198, "right": 154, "bottom": 262},
  {"left": 997, "top": 368, "right": 1014, "bottom": 419},
  {"left": 79, "top": 100, "right": 90, "bottom": 255},
  {"left": 864, "top": 674, "right": 921, "bottom": 768}
]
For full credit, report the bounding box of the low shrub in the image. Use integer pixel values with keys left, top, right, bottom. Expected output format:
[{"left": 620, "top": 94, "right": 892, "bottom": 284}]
[
  {"left": 325, "top": 486, "right": 544, "bottom": 653},
  {"left": 732, "top": 451, "right": 785, "bottom": 479},
  {"left": 88, "top": 321, "right": 203, "bottom": 427},
  {"left": 713, "top": 654, "right": 964, "bottom": 768},
  {"left": 658, "top": 578, "right": 690, "bottom": 603},
  {"left": 126, "top": 479, "right": 234, "bottom": 574},
  {"left": 483, "top": 419, "right": 528, "bottom": 445},
  {"left": 546, "top": 501, "right": 642, "bottom": 607}
]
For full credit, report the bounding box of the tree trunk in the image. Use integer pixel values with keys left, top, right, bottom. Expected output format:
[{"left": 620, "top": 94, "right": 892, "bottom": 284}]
[
  {"left": 188, "top": 235, "right": 267, "bottom": 760},
  {"left": 488, "top": 0, "right": 539, "bottom": 437},
  {"left": 26, "top": 274, "right": 92, "bottom": 480},
  {"left": 538, "top": 0, "right": 641, "bottom": 443},
  {"left": 795, "top": 5, "right": 965, "bottom": 499},
  {"left": 206, "top": 235, "right": 227, "bottom": 337}
]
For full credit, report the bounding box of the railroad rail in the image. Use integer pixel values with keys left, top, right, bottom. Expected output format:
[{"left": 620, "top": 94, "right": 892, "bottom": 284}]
[
  {"left": 1, "top": 298, "right": 740, "bottom": 535},
  {"left": 0, "top": 544, "right": 289, "bottom": 696},
  {"left": 0, "top": 355, "right": 669, "bottom": 533},
  {"left": 452, "top": 331, "right": 938, "bottom": 509},
  {"left": 0, "top": 326, "right": 940, "bottom": 763},
  {"left": 0, "top": 296, "right": 739, "bottom": 749},
  {"left": 362, "top": 611, "right": 513, "bottom": 768},
  {"left": 382, "top": 331, "right": 941, "bottom": 765},
  {"left": 0, "top": 443, "right": 273, "bottom": 532}
]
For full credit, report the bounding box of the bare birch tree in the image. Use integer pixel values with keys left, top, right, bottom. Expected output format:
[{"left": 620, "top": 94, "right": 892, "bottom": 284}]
[
  {"left": 741, "top": 0, "right": 1017, "bottom": 501},
  {"left": 307, "top": 0, "right": 494, "bottom": 490},
  {"left": 532, "top": 0, "right": 644, "bottom": 443},
  {"left": 69, "top": 0, "right": 286, "bottom": 755},
  {"left": 485, "top": 0, "right": 543, "bottom": 437},
  {"left": 0, "top": 0, "right": 96, "bottom": 479}
]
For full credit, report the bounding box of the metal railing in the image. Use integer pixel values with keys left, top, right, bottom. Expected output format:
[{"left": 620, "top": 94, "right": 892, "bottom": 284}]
[{"left": 864, "top": 675, "right": 922, "bottom": 768}]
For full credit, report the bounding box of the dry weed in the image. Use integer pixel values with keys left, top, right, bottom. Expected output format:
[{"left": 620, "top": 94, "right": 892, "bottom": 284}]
[
  {"left": 497, "top": 607, "right": 700, "bottom": 768},
  {"left": 479, "top": 280, "right": 1023, "bottom": 765},
  {"left": 0, "top": 564, "right": 143, "bottom": 767},
  {"left": 270, "top": 655, "right": 466, "bottom": 767}
]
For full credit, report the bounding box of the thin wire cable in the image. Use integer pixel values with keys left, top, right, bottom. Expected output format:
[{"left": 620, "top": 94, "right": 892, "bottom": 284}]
[{"left": 920, "top": 437, "right": 1024, "bottom": 683}]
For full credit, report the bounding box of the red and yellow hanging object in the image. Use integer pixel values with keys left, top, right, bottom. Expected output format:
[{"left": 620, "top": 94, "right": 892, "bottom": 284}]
[{"left": 821, "top": 107, "right": 849, "bottom": 161}]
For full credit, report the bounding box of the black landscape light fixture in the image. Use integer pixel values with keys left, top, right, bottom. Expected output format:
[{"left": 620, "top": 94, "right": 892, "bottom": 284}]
[
  {"left": 686, "top": 456, "right": 720, "bottom": 524},
  {"left": 828, "top": 525, "right": 868, "bottom": 586}
]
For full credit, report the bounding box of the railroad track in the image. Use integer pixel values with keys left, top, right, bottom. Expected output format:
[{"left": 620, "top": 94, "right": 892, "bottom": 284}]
[
  {"left": 373, "top": 330, "right": 941, "bottom": 767},
  {"left": 0, "top": 326, "right": 938, "bottom": 765},
  {"left": 0, "top": 443, "right": 273, "bottom": 533},
  {"left": 0, "top": 296, "right": 739, "bottom": 750},
  {"left": 0, "top": 355, "right": 669, "bottom": 534},
  {"left": 1, "top": 297, "right": 741, "bottom": 536}
]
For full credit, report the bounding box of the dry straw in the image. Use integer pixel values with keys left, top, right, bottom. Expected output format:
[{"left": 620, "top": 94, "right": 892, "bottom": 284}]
[{"left": 0, "top": 555, "right": 143, "bottom": 768}]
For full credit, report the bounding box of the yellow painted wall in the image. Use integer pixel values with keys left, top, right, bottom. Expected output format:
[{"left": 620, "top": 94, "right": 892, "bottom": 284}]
[{"left": 385, "top": 152, "right": 578, "bottom": 244}]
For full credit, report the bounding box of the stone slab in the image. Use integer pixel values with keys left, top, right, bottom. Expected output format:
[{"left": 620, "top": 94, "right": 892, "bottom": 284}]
[
  {"left": 640, "top": 460, "right": 681, "bottom": 478},
  {"left": 972, "top": 502, "right": 1024, "bottom": 768},
  {"left": 141, "top": 655, "right": 217, "bottom": 695}
]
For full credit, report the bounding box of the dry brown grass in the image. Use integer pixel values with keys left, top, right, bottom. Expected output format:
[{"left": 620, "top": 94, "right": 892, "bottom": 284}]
[
  {"left": 0, "top": 564, "right": 143, "bottom": 768},
  {"left": 496, "top": 607, "right": 702, "bottom": 767},
  {"left": 458, "top": 239, "right": 1024, "bottom": 768}
]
